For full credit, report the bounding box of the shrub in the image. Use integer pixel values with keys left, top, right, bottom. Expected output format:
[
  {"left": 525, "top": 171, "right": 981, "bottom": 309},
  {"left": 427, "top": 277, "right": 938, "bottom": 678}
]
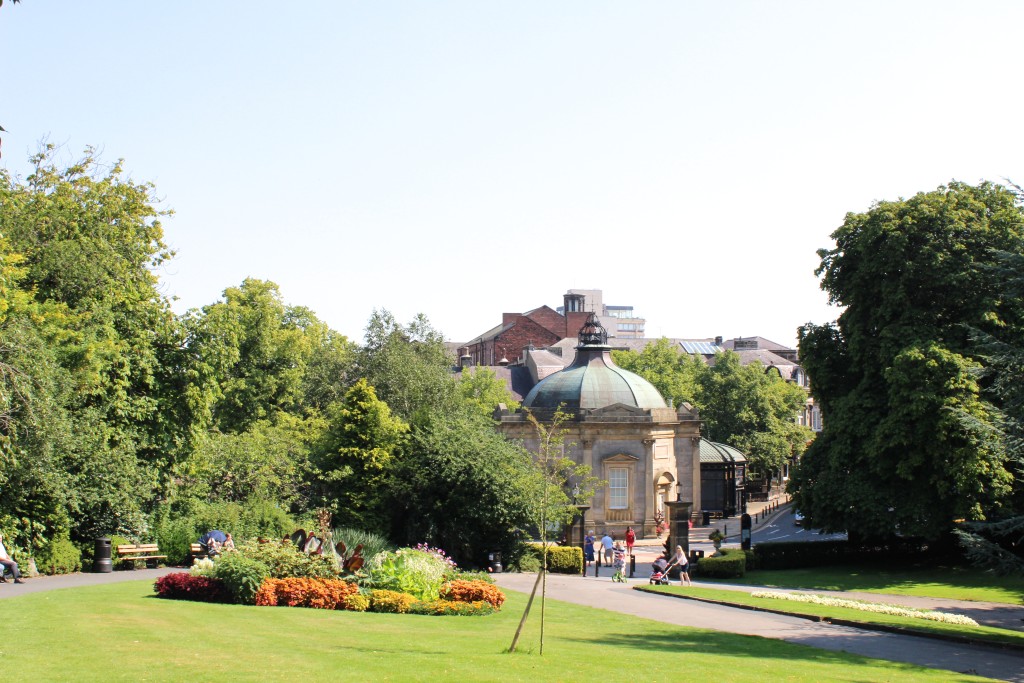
[
  {"left": 409, "top": 600, "right": 495, "bottom": 616},
  {"left": 255, "top": 577, "right": 359, "bottom": 609},
  {"left": 154, "top": 573, "right": 230, "bottom": 603},
  {"left": 694, "top": 548, "right": 746, "bottom": 578},
  {"left": 366, "top": 548, "right": 454, "bottom": 601},
  {"left": 239, "top": 539, "right": 337, "bottom": 579},
  {"left": 524, "top": 544, "right": 583, "bottom": 574},
  {"left": 150, "top": 515, "right": 198, "bottom": 565},
  {"left": 346, "top": 593, "right": 370, "bottom": 612},
  {"left": 190, "top": 557, "right": 216, "bottom": 577},
  {"left": 513, "top": 552, "right": 541, "bottom": 573},
  {"left": 37, "top": 532, "right": 82, "bottom": 575},
  {"left": 369, "top": 589, "right": 417, "bottom": 614},
  {"left": 439, "top": 580, "right": 506, "bottom": 609},
  {"left": 213, "top": 552, "right": 270, "bottom": 604}
]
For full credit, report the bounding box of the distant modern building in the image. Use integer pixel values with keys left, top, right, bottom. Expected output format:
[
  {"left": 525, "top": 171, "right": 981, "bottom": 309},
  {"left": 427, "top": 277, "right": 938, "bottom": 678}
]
[{"left": 556, "top": 289, "right": 645, "bottom": 339}]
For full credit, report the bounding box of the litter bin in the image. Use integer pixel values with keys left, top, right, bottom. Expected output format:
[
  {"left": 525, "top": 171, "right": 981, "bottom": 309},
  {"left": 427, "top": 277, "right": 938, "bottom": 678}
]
[
  {"left": 688, "top": 549, "right": 704, "bottom": 565},
  {"left": 702, "top": 511, "right": 711, "bottom": 526},
  {"left": 94, "top": 537, "right": 112, "bottom": 573},
  {"left": 487, "top": 552, "right": 503, "bottom": 573}
]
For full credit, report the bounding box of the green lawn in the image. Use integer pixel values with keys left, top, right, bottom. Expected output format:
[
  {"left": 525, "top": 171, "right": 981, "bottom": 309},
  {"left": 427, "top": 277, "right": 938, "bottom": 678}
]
[
  {"left": 700, "top": 564, "right": 1024, "bottom": 604},
  {"left": 0, "top": 581, "right": 993, "bottom": 682},
  {"left": 638, "top": 585, "right": 1024, "bottom": 650}
]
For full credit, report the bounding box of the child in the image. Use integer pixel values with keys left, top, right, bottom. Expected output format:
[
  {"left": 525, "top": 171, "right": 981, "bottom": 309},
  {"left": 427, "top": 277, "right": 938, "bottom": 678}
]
[{"left": 611, "top": 542, "right": 627, "bottom": 582}]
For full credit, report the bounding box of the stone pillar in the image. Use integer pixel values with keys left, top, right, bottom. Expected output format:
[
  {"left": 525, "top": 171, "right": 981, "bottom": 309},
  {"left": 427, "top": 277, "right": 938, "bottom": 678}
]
[{"left": 665, "top": 500, "right": 693, "bottom": 558}]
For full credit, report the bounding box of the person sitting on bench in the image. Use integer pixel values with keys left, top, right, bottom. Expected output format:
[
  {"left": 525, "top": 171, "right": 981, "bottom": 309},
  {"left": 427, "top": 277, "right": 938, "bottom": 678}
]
[{"left": 0, "top": 531, "right": 25, "bottom": 584}]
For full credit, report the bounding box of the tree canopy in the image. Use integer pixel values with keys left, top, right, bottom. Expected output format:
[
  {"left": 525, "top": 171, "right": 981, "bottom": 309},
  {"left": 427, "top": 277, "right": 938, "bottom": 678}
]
[
  {"left": 792, "top": 181, "right": 1024, "bottom": 541},
  {"left": 613, "top": 342, "right": 812, "bottom": 477}
]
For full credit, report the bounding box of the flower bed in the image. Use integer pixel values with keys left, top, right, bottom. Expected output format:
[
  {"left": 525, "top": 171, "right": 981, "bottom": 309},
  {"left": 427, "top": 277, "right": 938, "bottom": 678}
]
[
  {"left": 255, "top": 577, "right": 360, "bottom": 610},
  {"left": 154, "top": 573, "right": 230, "bottom": 603},
  {"left": 749, "top": 591, "right": 979, "bottom": 626},
  {"left": 440, "top": 579, "right": 506, "bottom": 609}
]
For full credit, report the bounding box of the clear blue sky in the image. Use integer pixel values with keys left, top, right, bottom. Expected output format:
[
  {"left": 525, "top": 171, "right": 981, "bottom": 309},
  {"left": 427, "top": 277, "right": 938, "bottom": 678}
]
[{"left": 3, "top": 1, "right": 1023, "bottom": 348}]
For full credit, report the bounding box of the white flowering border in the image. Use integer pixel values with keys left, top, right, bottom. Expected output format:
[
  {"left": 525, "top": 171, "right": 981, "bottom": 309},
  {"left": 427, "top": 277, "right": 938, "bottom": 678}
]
[{"left": 750, "top": 591, "right": 979, "bottom": 626}]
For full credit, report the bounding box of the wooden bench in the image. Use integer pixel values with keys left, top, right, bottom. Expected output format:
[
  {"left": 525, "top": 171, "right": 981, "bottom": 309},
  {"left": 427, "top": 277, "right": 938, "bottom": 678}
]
[
  {"left": 116, "top": 543, "right": 167, "bottom": 569},
  {"left": 190, "top": 543, "right": 209, "bottom": 560}
]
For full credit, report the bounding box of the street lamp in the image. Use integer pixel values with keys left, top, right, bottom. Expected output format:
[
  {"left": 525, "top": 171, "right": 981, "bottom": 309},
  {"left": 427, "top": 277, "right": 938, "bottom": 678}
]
[{"left": 572, "top": 484, "right": 590, "bottom": 577}]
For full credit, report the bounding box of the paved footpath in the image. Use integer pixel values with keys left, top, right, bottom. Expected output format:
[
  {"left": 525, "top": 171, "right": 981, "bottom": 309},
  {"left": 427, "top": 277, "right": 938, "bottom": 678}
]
[{"left": 494, "top": 572, "right": 1024, "bottom": 683}]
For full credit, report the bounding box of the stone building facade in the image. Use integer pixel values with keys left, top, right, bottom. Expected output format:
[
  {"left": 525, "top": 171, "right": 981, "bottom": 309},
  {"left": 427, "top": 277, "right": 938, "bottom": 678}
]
[{"left": 496, "top": 314, "right": 702, "bottom": 539}]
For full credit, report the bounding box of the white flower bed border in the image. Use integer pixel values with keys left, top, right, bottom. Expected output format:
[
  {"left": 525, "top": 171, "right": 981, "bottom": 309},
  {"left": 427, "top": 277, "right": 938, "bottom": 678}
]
[{"left": 749, "top": 591, "right": 979, "bottom": 626}]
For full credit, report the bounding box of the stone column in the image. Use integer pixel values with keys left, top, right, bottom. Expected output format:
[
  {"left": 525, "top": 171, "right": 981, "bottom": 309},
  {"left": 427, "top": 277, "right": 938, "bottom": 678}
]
[{"left": 665, "top": 499, "right": 693, "bottom": 558}]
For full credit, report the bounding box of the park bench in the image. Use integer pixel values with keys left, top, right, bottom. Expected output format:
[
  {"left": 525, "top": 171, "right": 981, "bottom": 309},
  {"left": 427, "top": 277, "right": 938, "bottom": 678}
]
[
  {"left": 116, "top": 543, "right": 167, "bottom": 569},
  {"left": 190, "top": 543, "right": 209, "bottom": 560}
]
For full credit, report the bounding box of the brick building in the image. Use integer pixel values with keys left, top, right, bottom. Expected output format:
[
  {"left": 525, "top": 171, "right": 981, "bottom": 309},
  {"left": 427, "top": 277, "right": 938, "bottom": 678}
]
[{"left": 458, "top": 294, "right": 592, "bottom": 368}]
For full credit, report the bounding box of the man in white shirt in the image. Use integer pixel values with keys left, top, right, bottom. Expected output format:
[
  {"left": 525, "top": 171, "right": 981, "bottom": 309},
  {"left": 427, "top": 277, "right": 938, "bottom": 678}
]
[
  {"left": 0, "top": 532, "right": 25, "bottom": 583},
  {"left": 600, "top": 532, "right": 614, "bottom": 566}
]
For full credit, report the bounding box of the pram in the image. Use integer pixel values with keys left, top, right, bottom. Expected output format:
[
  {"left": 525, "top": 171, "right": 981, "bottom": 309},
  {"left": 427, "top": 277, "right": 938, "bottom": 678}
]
[{"left": 649, "top": 558, "right": 670, "bottom": 585}]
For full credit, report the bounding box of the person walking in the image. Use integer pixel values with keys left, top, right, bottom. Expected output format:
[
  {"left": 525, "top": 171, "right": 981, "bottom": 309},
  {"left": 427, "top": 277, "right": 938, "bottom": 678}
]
[
  {"left": 0, "top": 532, "right": 25, "bottom": 584},
  {"left": 625, "top": 526, "right": 636, "bottom": 557},
  {"left": 600, "top": 531, "right": 614, "bottom": 567},
  {"left": 584, "top": 530, "right": 596, "bottom": 569},
  {"left": 669, "top": 544, "right": 691, "bottom": 586}
]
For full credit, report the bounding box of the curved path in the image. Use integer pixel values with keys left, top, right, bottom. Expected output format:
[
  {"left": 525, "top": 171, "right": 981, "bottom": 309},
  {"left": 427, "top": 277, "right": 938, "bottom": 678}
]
[{"left": 494, "top": 572, "right": 1024, "bottom": 683}]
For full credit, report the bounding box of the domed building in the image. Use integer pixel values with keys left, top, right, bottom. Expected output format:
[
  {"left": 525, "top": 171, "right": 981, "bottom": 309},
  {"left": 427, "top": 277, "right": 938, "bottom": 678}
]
[{"left": 497, "top": 313, "right": 702, "bottom": 538}]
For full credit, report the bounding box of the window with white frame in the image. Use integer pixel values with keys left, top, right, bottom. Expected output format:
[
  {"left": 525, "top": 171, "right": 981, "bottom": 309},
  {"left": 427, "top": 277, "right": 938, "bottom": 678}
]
[{"left": 608, "top": 468, "right": 629, "bottom": 509}]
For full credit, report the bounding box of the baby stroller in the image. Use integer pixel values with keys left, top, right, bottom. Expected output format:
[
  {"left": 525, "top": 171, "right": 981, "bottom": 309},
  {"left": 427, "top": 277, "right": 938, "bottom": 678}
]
[
  {"left": 611, "top": 545, "right": 627, "bottom": 583},
  {"left": 649, "top": 557, "right": 670, "bottom": 585}
]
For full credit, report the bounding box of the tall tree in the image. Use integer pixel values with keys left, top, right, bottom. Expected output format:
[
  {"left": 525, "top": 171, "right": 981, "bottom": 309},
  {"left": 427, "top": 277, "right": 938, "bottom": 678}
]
[
  {"left": 358, "top": 310, "right": 458, "bottom": 425},
  {"left": 697, "top": 351, "right": 813, "bottom": 478},
  {"left": 612, "top": 337, "right": 703, "bottom": 408},
  {"left": 0, "top": 147, "right": 184, "bottom": 541},
  {"left": 310, "top": 379, "right": 408, "bottom": 533},
  {"left": 793, "top": 182, "right": 1024, "bottom": 541}
]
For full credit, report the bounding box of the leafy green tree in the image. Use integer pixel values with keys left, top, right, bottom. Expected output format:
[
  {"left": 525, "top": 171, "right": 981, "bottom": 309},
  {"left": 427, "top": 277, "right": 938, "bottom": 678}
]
[
  {"left": 358, "top": 310, "right": 458, "bottom": 425},
  {"left": 697, "top": 351, "right": 813, "bottom": 477},
  {"left": 0, "top": 147, "right": 184, "bottom": 541},
  {"left": 311, "top": 379, "right": 408, "bottom": 532},
  {"left": 387, "top": 407, "right": 537, "bottom": 566},
  {"left": 612, "top": 337, "right": 703, "bottom": 408},
  {"left": 793, "top": 182, "right": 1024, "bottom": 541},
  {"left": 614, "top": 341, "right": 811, "bottom": 478},
  {"left": 457, "top": 365, "right": 519, "bottom": 417},
  {"left": 179, "top": 415, "right": 320, "bottom": 511}
]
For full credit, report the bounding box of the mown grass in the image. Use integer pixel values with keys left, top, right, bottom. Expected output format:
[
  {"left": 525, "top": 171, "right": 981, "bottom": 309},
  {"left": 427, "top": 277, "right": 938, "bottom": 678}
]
[
  {"left": 699, "top": 563, "right": 1024, "bottom": 604},
  {"left": 639, "top": 585, "right": 1024, "bottom": 650},
  {"left": 0, "top": 581, "right": 992, "bottom": 682}
]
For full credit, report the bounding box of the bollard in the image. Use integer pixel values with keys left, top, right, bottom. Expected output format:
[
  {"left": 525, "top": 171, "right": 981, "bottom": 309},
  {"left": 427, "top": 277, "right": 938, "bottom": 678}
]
[
  {"left": 724, "top": 524, "right": 728, "bottom": 538},
  {"left": 629, "top": 554, "right": 636, "bottom": 578}
]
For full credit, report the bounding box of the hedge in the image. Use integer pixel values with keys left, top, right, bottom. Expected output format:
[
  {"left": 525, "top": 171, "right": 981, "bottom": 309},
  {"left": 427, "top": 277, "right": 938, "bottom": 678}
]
[
  {"left": 525, "top": 544, "right": 583, "bottom": 574},
  {"left": 694, "top": 548, "right": 746, "bottom": 578}
]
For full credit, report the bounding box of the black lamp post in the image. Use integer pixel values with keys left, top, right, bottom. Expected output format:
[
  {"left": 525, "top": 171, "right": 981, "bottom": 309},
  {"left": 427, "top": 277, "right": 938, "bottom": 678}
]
[{"left": 572, "top": 484, "right": 590, "bottom": 576}]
